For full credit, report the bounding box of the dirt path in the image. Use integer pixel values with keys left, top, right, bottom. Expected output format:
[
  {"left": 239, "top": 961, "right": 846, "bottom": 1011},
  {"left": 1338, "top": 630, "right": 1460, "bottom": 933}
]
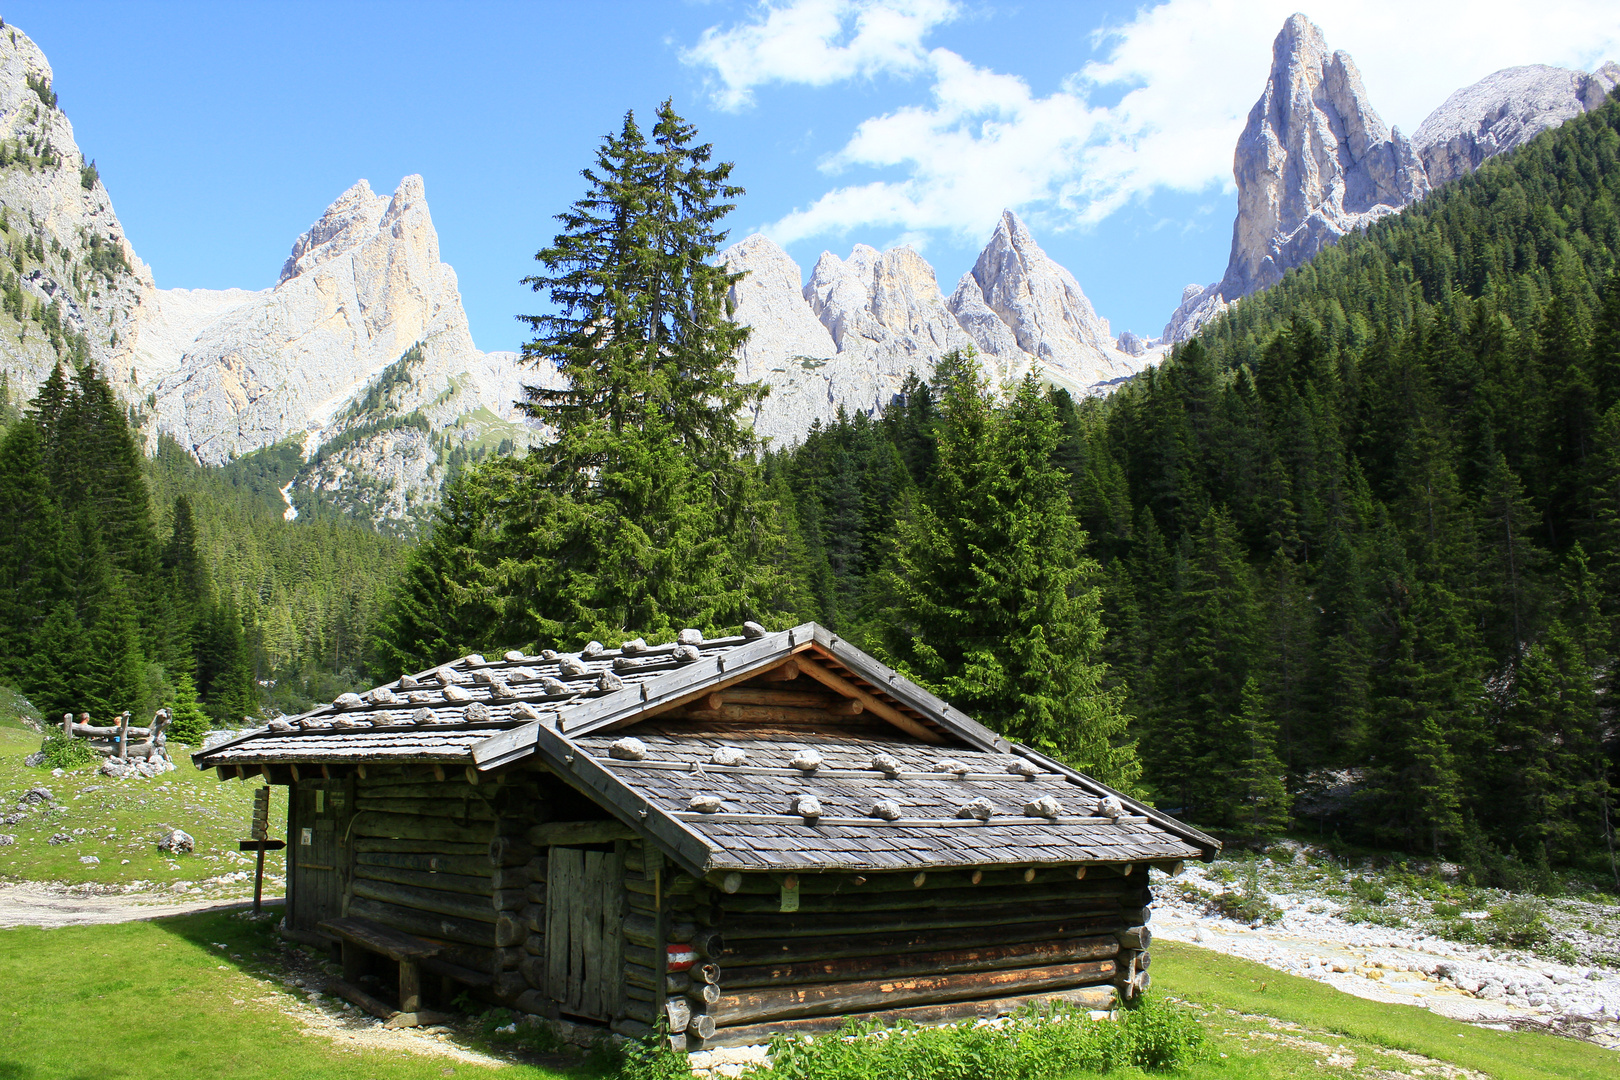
[{"left": 0, "top": 879, "right": 276, "bottom": 928}]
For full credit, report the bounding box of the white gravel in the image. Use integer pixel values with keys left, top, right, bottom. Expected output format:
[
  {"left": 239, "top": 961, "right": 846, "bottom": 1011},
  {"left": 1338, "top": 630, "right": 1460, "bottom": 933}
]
[{"left": 1152, "top": 853, "right": 1620, "bottom": 1049}]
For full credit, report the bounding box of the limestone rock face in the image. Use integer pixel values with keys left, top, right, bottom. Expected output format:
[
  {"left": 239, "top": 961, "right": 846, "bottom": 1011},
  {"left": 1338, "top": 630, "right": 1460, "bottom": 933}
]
[
  {"left": 1224, "top": 14, "right": 1427, "bottom": 302},
  {"left": 0, "top": 25, "right": 153, "bottom": 409},
  {"left": 721, "top": 213, "right": 1154, "bottom": 445},
  {"left": 1162, "top": 14, "right": 1617, "bottom": 344},
  {"left": 126, "top": 175, "right": 548, "bottom": 533},
  {"left": 1413, "top": 62, "right": 1620, "bottom": 187},
  {"left": 950, "top": 210, "right": 1147, "bottom": 392}
]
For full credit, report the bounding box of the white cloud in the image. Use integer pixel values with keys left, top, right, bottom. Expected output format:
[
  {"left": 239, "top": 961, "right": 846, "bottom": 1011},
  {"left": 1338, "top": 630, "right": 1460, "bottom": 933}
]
[
  {"left": 687, "top": 0, "right": 1620, "bottom": 245},
  {"left": 682, "top": 0, "right": 961, "bottom": 110}
]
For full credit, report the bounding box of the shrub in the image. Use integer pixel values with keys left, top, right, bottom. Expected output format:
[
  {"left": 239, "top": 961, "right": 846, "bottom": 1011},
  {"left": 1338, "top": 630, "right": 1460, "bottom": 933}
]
[
  {"left": 1485, "top": 897, "right": 1550, "bottom": 948},
  {"left": 1349, "top": 878, "right": 1387, "bottom": 905},
  {"left": 36, "top": 733, "right": 97, "bottom": 770},
  {"left": 1431, "top": 902, "right": 1462, "bottom": 918},
  {"left": 744, "top": 996, "right": 1206, "bottom": 1080}
]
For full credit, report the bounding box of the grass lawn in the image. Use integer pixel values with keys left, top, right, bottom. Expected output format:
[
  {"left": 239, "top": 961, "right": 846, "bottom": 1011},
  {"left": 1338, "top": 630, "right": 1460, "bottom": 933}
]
[
  {"left": 0, "top": 721, "right": 281, "bottom": 895},
  {"left": 1152, "top": 941, "right": 1619, "bottom": 1080},
  {"left": 0, "top": 903, "right": 586, "bottom": 1080},
  {"left": 2, "top": 909, "right": 1614, "bottom": 1080}
]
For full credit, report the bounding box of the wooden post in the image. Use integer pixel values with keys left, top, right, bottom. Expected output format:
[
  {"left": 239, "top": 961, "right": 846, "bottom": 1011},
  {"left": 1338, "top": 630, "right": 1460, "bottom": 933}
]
[
  {"left": 116, "top": 712, "right": 130, "bottom": 759},
  {"left": 62, "top": 712, "right": 71, "bottom": 739},
  {"left": 398, "top": 959, "right": 422, "bottom": 1013}
]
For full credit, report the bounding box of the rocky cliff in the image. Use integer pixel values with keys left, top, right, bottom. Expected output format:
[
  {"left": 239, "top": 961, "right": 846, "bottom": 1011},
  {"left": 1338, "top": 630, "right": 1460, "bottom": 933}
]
[
  {"left": 1162, "top": 16, "right": 1618, "bottom": 344},
  {"left": 131, "top": 175, "right": 549, "bottom": 530},
  {"left": 0, "top": 24, "right": 152, "bottom": 412},
  {"left": 724, "top": 211, "right": 1153, "bottom": 444},
  {"left": 1164, "top": 14, "right": 1426, "bottom": 342},
  {"left": 1413, "top": 62, "right": 1620, "bottom": 187}
]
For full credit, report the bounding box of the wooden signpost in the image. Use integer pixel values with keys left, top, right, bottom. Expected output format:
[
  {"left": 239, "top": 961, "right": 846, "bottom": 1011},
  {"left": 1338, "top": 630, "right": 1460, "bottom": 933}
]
[{"left": 239, "top": 787, "right": 285, "bottom": 913}]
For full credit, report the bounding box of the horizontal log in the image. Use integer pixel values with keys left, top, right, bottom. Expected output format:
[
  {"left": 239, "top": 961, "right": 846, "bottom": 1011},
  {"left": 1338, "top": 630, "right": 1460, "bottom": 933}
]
[
  {"left": 354, "top": 864, "right": 493, "bottom": 898},
  {"left": 494, "top": 912, "right": 524, "bottom": 948},
  {"left": 347, "top": 897, "right": 495, "bottom": 949},
  {"left": 722, "top": 935, "right": 1118, "bottom": 990},
  {"left": 492, "top": 866, "right": 529, "bottom": 891},
  {"left": 494, "top": 888, "right": 527, "bottom": 912},
  {"left": 353, "top": 811, "right": 494, "bottom": 844},
  {"left": 520, "top": 955, "right": 545, "bottom": 989},
  {"left": 525, "top": 933, "right": 544, "bottom": 956},
  {"left": 357, "top": 780, "right": 481, "bottom": 798},
  {"left": 712, "top": 687, "right": 851, "bottom": 709},
  {"left": 717, "top": 882, "right": 1136, "bottom": 916},
  {"left": 717, "top": 915, "right": 1122, "bottom": 966},
  {"left": 357, "top": 851, "right": 494, "bottom": 877},
  {"left": 489, "top": 836, "right": 536, "bottom": 867},
  {"left": 494, "top": 946, "right": 525, "bottom": 971},
  {"left": 527, "top": 820, "right": 640, "bottom": 846},
  {"left": 523, "top": 904, "right": 545, "bottom": 934},
  {"left": 353, "top": 838, "right": 489, "bottom": 857},
  {"left": 524, "top": 855, "right": 549, "bottom": 880},
  {"left": 699, "top": 986, "right": 1118, "bottom": 1049},
  {"left": 325, "top": 977, "right": 396, "bottom": 1020},
  {"left": 686, "top": 983, "right": 721, "bottom": 1006},
  {"left": 711, "top": 959, "right": 1116, "bottom": 1026},
  {"left": 1117, "top": 926, "right": 1150, "bottom": 950},
  {"left": 356, "top": 797, "right": 496, "bottom": 820},
  {"left": 351, "top": 879, "right": 496, "bottom": 924},
  {"left": 625, "top": 872, "right": 699, "bottom": 897},
  {"left": 721, "top": 898, "right": 1123, "bottom": 939},
  {"left": 624, "top": 914, "right": 698, "bottom": 948},
  {"left": 691, "top": 1014, "right": 717, "bottom": 1040},
  {"left": 666, "top": 998, "right": 691, "bottom": 1034},
  {"left": 625, "top": 983, "right": 654, "bottom": 1004},
  {"left": 622, "top": 999, "right": 656, "bottom": 1024}
]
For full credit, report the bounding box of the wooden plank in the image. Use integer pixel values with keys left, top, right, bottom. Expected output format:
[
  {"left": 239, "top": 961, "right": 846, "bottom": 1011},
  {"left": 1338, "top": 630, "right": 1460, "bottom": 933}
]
[
  {"left": 355, "top": 851, "right": 494, "bottom": 877},
  {"left": 350, "top": 879, "right": 498, "bottom": 924},
  {"left": 699, "top": 985, "right": 1118, "bottom": 1049},
  {"left": 718, "top": 882, "right": 1136, "bottom": 915},
  {"left": 602, "top": 846, "right": 625, "bottom": 1020},
  {"left": 353, "top": 864, "right": 494, "bottom": 898},
  {"left": 527, "top": 820, "right": 640, "bottom": 846},
  {"left": 346, "top": 897, "right": 496, "bottom": 950},
  {"left": 709, "top": 959, "right": 1116, "bottom": 1026},
  {"left": 716, "top": 915, "right": 1121, "bottom": 966},
  {"left": 353, "top": 838, "right": 490, "bottom": 856},
  {"left": 721, "top": 935, "right": 1118, "bottom": 989},
  {"left": 325, "top": 977, "right": 397, "bottom": 1020},
  {"left": 319, "top": 917, "right": 444, "bottom": 962},
  {"left": 546, "top": 847, "right": 578, "bottom": 1006}
]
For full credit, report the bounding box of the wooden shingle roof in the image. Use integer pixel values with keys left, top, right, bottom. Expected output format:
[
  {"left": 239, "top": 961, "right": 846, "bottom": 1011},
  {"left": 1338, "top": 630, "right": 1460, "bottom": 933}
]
[{"left": 195, "top": 623, "right": 1218, "bottom": 875}]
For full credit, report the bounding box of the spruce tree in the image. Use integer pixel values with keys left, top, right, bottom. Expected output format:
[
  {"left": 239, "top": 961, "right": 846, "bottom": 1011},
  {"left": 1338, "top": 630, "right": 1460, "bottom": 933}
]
[
  {"left": 457, "top": 99, "right": 795, "bottom": 647},
  {"left": 878, "top": 363, "right": 1139, "bottom": 789},
  {"left": 0, "top": 418, "right": 62, "bottom": 681},
  {"left": 1225, "top": 676, "right": 1292, "bottom": 834}
]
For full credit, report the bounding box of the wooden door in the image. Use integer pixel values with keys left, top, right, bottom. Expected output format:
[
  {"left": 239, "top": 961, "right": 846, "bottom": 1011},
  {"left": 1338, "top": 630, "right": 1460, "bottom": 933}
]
[
  {"left": 545, "top": 846, "right": 625, "bottom": 1021},
  {"left": 288, "top": 779, "right": 352, "bottom": 933}
]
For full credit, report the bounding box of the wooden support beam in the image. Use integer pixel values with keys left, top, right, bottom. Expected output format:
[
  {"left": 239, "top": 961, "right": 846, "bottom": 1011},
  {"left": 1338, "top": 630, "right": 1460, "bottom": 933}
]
[
  {"left": 431, "top": 764, "right": 446, "bottom": 782},
  {"left": 234, "top": 765, "right": 245, "bottom": 780},
  {"left": 357, "top": 764, "right": 368, "bottom": 780},
  {"left": 465, "top": 767, "right": 480, "bottom": 786},
  {"left": 792, "top": 657, "right": 943, "bottom": 743},
  {"left": 755, "top": 660, "right": 800, "bottom": 682},
  {"left": 289, "top": 764, "right": 301, "bottom": 783},
  {"left": 321, "top": 764, "right": 332, "bottom": 780}
]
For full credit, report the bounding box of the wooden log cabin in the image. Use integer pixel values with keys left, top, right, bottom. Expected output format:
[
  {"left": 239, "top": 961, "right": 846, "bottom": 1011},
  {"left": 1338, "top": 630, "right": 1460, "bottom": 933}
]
[{"left": 195, "top": 622, "right": 1218, "bottom": 1048}]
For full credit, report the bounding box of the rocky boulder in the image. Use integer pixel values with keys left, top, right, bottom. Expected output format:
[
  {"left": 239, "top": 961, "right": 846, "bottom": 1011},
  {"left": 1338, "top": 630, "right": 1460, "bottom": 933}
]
[{"left": 157, "top": 828, "right": 195, "bottom": 854}]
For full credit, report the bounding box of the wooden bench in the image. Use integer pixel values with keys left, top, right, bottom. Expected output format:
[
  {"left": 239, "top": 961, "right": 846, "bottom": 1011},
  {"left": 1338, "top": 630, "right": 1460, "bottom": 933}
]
[{"left": 318, "top": 916, "right": 490, "bottom": 1025}]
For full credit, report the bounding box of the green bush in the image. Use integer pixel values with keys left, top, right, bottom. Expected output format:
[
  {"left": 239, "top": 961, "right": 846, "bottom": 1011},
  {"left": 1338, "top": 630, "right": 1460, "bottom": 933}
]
[
  {"left": 36, "top": 733, "right": 97, "bottom": 769},
  {"left": 1485, "top": 897, "right": 1550, "bottom": 948},
  {"left": 1350, "top": 878, "right": 1388, "bottom": 905},
  {"left": 655, "top": 996, "right": 1211, "bottom": 1080},
  {"left": 1431, "top": 902, "right": 1462, "bottom": 919}
]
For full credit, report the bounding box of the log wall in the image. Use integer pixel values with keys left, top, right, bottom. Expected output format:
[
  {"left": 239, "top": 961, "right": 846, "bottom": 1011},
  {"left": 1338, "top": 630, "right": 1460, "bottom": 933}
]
[{"left": 343, "top": 768, "right": 541, "bottom": 980}]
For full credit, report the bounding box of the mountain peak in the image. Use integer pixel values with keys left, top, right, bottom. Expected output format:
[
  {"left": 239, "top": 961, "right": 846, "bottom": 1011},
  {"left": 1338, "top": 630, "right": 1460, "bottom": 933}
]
[{"left": 278, "top": 178, "right": 391, "bottom": 284}]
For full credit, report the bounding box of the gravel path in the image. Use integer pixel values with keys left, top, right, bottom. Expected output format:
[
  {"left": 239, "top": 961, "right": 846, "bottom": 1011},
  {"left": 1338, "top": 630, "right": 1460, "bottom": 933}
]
[
  {"left": 1153, "top": 861, "right": 1620, "bottom": 1050},
  {"left": 0, "top": 879, "right": 276, "bottom": 928}
]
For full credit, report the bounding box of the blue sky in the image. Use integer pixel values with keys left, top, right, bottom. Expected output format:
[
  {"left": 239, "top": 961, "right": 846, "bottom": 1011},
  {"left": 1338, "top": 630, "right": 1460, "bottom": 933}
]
[{"left": 11, "top": 1, "right": 1620, "bottom": 351}]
